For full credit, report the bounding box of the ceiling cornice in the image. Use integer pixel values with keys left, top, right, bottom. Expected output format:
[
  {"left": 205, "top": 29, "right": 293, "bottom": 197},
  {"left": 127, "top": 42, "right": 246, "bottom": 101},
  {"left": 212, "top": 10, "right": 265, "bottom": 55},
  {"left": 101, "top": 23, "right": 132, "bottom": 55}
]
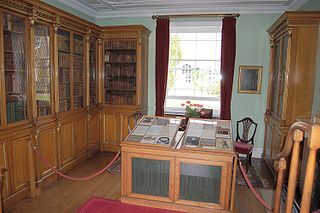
[{"left": 51, "top": 0, "right": 310, "bottom": 20}]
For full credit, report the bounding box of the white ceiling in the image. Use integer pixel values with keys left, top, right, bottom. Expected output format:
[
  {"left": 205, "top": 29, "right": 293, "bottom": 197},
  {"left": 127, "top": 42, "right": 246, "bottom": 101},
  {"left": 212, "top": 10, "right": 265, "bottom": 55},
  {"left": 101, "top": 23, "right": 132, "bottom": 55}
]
[{"left": 54, "top": 0, "right": 310, "bottom": 19}]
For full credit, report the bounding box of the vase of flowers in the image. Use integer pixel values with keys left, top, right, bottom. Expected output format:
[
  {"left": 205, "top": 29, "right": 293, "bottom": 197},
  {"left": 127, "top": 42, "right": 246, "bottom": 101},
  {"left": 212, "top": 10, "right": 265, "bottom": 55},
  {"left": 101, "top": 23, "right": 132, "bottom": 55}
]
[{"left": 181, "top": 100, "right": 203, "bottom": 118}]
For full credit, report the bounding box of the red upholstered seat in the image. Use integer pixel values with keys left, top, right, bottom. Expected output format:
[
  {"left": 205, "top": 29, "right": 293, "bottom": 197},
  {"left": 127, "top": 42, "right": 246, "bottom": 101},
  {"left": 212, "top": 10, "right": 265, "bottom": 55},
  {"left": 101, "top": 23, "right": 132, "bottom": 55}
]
[{"left": 234, "top": 141, "right": 253, "bottom": 155}]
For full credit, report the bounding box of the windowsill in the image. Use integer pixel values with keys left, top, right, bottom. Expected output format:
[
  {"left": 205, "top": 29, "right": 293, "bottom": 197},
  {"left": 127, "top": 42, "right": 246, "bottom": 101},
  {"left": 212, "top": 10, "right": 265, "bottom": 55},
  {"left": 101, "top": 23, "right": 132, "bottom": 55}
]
[{"left": 164, "top": 112, "right": 220, "bottom": 120}]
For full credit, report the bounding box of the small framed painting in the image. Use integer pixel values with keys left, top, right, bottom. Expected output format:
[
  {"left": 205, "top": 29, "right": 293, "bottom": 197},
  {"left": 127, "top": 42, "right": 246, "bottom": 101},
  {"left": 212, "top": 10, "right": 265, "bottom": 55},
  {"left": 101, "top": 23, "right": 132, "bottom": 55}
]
[{"left": 238, "top": 66, "right": 262, "bottom": 94}]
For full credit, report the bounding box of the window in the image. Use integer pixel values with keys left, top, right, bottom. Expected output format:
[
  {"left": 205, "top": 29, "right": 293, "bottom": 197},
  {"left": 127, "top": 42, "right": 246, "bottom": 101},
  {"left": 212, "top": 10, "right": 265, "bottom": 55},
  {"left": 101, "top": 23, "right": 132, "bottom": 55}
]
[{"left": 165, "top": 21, "right": 222, "bottom": 117}]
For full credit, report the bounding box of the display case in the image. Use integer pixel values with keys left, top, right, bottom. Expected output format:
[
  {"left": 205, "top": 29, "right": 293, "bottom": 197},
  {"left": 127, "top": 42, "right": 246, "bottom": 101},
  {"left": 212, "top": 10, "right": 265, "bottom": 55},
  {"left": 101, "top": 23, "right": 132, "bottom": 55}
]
[
  {"left": 121, "top": 117, "right": 236, "bottom": 213},
  {"left": 3, "top": 13, "right": 28, "bottom": 124},
  {"left": 263, "top": 11, "right": 320, "bottom": 177}
]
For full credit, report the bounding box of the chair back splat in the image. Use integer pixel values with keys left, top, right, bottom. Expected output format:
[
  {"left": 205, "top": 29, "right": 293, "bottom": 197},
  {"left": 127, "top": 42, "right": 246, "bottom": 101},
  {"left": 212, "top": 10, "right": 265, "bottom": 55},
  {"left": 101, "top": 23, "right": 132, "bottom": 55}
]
[{"left": 236, "top": 117, "right": 257, "bottom": 145}]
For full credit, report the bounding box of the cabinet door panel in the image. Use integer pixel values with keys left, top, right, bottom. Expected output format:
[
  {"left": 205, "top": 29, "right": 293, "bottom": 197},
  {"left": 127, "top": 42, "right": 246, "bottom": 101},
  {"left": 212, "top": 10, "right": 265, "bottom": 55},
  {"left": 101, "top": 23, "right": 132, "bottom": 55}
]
[
  {"left": 61, "top": 122, "right": 74, "bottom": 165},
  {"left": 88, "top": 114, "right": 99, "bottom": 147},
  {"left": 38, "top": 128, "right": 56, "bottom": 177},
  {"left": 11, "top": 137, "right": 29, "bottom": 193},
  {"left": 74, "top": 119, "right": 86, "bottom": 155},
  {"left": 264, "top": 122, "right": 273, "bottom": 160},
  {"left": 0, "top": 143, "right": 10, "bottom": 198},
  {"left": 105, "top": 114, "right": 117, "bottom": 143},
  {"left": 120, "top": 114, "right": 130, "bottom": 142}
]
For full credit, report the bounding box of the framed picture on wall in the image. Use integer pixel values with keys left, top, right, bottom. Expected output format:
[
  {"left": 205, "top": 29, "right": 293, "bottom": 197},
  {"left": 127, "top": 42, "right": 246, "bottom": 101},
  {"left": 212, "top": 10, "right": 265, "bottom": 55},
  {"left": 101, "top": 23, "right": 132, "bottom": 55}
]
[{"left": 237, "top": 65, "right": 262, "bottom": 94}]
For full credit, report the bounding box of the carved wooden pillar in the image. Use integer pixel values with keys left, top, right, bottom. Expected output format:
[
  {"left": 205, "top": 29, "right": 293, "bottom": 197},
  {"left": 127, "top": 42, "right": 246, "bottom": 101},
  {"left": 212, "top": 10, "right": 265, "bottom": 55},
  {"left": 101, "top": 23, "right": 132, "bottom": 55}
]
[
  {"left": 274, "top": 158, "right": 286, "bottom": 213},
  {"left": 285, "top": 129, "right": 303, "bottom": 213},
  {"left": 27, "top": 133, "right": 41, "bottom": 197}
]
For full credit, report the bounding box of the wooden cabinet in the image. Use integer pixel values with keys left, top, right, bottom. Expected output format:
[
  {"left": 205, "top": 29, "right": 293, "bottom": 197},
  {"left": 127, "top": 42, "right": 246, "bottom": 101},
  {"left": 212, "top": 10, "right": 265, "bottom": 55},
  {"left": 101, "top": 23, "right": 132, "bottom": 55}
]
[
  {"left": 60, "top": 122, "right": 74, "bottom": 166},
  {"left": 9, "top": 136, "right": 29, "bottom": 193},
  {"left": 121, "top": 141, "right": 236, "bottom": 212},
  {"left": 263, "top": 11, "right": 320, "bottom": 177},
  {"left": 0, "top": 142, "right": 10, "bottom": 199},
  {"left": 101, "top": 26, "right": 150, "bottom": 151},
  {"left": 74, "top": 118, "right": 86, "bottom": 155}
]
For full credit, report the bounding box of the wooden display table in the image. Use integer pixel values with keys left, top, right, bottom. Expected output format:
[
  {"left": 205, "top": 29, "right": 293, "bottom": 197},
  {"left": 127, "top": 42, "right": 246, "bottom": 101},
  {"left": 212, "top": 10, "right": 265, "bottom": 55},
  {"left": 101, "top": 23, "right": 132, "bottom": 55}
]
[{"left": 121, "top": 116, "right": 237, "bottom": 213}]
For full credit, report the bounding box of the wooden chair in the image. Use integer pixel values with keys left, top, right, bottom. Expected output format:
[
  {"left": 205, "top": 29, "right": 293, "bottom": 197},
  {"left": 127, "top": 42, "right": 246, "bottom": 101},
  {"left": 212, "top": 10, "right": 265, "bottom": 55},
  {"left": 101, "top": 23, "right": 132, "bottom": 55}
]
[{"left": 234, "top": 117, "right": 257, "bottom": 173}]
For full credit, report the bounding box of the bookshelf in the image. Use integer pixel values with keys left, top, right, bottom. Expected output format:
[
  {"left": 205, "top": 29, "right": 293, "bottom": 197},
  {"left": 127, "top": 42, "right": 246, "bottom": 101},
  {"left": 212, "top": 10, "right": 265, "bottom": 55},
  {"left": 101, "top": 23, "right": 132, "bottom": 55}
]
[
  {"left": 57, "top": 29, "right": 71, "bottom": 112},
  {"left": 3, "top": 13, "right": 28, "bottom": 123},
  {"left": 34, "top": 23, "right": 52, "bottom": 116},
  {"left": 104, "top": 39, "right": 137, "bottom": 106},
  {"left": 73, "top": 34, "right": 84, "bottom": 109},
  {"left": 89, "top": 38, "right": 97, "bottom": 107}
]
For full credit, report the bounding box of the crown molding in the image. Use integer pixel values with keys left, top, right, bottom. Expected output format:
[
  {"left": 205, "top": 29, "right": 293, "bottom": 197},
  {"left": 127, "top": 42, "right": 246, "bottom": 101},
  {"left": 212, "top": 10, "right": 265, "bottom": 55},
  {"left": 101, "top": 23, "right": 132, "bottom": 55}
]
[{"left": 45, "top": 0, "right": 305, "bottom": 20}]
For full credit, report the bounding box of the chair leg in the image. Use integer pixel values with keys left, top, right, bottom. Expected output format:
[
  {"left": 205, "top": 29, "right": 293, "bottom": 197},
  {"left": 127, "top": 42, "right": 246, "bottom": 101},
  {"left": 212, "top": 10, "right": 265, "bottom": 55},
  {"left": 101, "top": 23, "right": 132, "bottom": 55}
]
[
  {"left": 249, "top": 153, "right": 252, "bottom": 166},
  {"left": 246, "top": 154, "right": 249, "bottom": 173}
]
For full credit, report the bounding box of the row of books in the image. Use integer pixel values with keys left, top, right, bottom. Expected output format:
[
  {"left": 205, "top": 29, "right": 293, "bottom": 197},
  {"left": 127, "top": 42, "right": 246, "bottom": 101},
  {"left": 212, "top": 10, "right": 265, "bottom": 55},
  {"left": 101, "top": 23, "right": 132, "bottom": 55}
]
[
  {"left": 74, "top": 84, "right": 83, "bottom": 97},
  {"left": 73, "top": 97, "right": 83, "bottom": 108},
  {"left": 105, "top": 94, "right": 136, "bottom": 105},
  {"left": 59, "top": 99, "right": 71, "bottom": 112},
  {"left": 4, "top": 32, "right": 25, "bottom": 52},
  {"left": 58, "top": 52, "right": 70, "bottom": 68},
  {"left": 105, "top": 79, "right": 136, "bottom": 90},
  {"left": 105, "top": 52, "right": 136, "bottom": 62},
  {"left": 58, "top": 68, "right": 70, "bottom": 82},
  {"left": 6, "top": 100, "right": 27, "bottom": 123},
  {"left": 57, "top": 34, "right": 70, "bottom": 52},
  {"left": 4, "top": 53, "right": 25, "bottom": 70},
  {"left": 105, "top": 66, "right": 136, "bottom": 77},
  {"left": 73, "top": 39, "right": 83, "bottom": 54},
  {"left": 105, "top": 40, "right": 136, "bottom": 50},
  {"left": 59, "top": 84, "right": 70, "bottom": 97},
  {"left": 73, "top": 55, "right": 84, "bottom": 69},
  {"left": 5, "top": 73, "right": 27, "bottom": 93}
]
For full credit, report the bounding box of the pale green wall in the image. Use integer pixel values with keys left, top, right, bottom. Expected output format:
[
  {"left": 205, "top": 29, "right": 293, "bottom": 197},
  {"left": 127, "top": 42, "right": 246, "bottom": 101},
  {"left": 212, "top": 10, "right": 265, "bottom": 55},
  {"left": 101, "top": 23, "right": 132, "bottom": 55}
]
[
  {"left": 41, "top": 0, "right": 95, "bottom": 23},
  {"left": 232, "top": 14, "right": 279, "bottom": 149},
  {"left": 96, "top": 14, "right": 279, "bottom": 150}
]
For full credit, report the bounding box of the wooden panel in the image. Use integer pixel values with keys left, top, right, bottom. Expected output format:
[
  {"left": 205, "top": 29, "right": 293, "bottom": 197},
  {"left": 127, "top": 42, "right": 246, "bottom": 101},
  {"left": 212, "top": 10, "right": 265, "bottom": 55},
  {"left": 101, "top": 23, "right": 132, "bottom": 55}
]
[
  {"left": 104, "top": 114, "right": 117, "bottom": 144},
  {"left": 10, "top": 136, "right": 29, "bottom": 193},
  {"left": 88, "top": 114, "right": 99, "bottom": 147},
  {"left": 74, "top": 118, "right": 86, "bottom": 155},
  {"left": 60, "top": 122, "right": 74, "bottom": 165},
  {"left": 38, "top": 128, "right": 57, "bottom": 177},
  {"left": 0, "top": 142, "right": 10, "bottom": 198},
  {"left": 120, "top": 114, "right": 130, "bottom": 142}
]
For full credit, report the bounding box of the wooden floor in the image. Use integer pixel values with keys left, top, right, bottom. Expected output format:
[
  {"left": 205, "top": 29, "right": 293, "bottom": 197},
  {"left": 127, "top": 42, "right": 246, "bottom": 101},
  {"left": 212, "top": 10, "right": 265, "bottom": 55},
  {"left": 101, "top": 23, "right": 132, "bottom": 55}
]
[{"left": 6, "top": 152, "right": 275, "bottom": 213}]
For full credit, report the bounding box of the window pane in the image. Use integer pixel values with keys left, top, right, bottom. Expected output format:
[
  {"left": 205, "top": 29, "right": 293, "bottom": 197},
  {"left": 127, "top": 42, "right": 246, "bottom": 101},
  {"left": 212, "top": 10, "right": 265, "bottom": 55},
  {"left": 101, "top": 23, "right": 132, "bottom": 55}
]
[{"left": 166, "top": 28, "right": 222, "bottom": 117}]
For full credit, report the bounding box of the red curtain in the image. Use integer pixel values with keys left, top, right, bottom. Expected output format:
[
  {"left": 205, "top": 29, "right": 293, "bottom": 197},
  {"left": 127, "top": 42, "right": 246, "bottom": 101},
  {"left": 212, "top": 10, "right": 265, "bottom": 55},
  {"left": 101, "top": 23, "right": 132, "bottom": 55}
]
[
  {"left": 220, "top": 17, "right": 236, "bottom": 120},
  {"left": 155, "top": 18, "right": 170, "bottom": 116}
]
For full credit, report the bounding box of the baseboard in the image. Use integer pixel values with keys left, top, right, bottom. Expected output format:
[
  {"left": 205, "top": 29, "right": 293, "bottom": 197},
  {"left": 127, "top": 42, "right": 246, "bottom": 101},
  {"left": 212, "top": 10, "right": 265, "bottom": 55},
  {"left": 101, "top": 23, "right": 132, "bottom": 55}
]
[{"left": 239, "top": 147, "right": 263, "bottom": 159}]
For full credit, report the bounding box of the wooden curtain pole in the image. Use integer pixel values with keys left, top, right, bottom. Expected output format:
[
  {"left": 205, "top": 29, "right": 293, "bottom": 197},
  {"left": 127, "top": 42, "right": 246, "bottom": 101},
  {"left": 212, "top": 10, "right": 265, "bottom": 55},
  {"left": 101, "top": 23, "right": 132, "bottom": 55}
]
[{"left": 152, "top": 13, "right": 240, "bottom": 20}]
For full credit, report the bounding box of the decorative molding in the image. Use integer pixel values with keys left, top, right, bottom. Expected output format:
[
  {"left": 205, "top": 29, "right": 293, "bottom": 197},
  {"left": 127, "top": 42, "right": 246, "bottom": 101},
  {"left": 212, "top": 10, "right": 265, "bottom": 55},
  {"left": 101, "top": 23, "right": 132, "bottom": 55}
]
[
  {"left": 59, "top": 16, "right": 88, "bottom": 33},
  {"left": 0, "top": 0, "right": 32, "bottom": 15},
  {"left": 102, "top": 32, "right": 138, "bottom": 39}
]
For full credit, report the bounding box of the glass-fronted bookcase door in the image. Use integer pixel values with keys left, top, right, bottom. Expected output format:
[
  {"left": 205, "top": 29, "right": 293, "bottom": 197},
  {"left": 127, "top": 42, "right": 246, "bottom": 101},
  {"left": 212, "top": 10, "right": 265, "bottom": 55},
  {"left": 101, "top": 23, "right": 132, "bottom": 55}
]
[
  {"left": 73, "top": 33, "right": 84, "bottom": 110},
  {"left": 104, "top": 39, "right": 137, "bottom": 106},
  {"left": 2, "top": 12, "right": 28, "bottom": 124},
  {"left": 34, "top": 22, "right": 53, "bottom": 117},
  {"left": 89, "top": 38, "right": 98, "bottom": 107}
]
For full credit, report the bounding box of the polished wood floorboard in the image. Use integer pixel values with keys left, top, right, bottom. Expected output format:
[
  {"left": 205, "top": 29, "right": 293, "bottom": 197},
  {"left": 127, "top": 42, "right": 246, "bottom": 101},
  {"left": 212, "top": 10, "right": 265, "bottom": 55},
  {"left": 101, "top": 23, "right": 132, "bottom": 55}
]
[{"left": 7, "top": 153, "right": 275, "bottom": 213}]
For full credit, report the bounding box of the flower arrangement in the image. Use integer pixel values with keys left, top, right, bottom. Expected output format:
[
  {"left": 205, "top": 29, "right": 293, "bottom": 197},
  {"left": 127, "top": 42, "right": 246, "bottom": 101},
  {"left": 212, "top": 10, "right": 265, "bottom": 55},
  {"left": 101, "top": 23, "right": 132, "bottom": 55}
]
[{"left": 181, "top": 101, "right": 203, "bottom": 118}]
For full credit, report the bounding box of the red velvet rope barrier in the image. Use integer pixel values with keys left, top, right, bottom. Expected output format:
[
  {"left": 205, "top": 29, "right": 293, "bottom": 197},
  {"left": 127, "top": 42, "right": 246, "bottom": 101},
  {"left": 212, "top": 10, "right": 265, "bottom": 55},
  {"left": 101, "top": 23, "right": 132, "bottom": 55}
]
[
  {"left": 30, "top": 141, "right": 120, "bottom": 181},
  {"left": 238, "top": 160, "right": 273, "bottom": 212}
]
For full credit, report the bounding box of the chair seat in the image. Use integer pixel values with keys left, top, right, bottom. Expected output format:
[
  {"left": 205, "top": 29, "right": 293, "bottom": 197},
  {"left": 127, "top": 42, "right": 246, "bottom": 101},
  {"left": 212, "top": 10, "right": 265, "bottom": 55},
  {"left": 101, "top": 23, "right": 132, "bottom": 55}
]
[{"left": 234, "top": 141, "right": 253, "bottom": 154}]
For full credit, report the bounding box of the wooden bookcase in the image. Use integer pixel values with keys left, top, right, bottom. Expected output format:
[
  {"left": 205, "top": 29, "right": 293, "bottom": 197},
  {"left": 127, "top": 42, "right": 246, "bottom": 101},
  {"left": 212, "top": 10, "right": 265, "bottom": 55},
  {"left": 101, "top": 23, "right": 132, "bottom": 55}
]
[
  {"left": 0, "top": 0, "right": 150, "bottom": 208},
  {"left": 101, "top": 26, "right": 150, "bottom": 152},
  {"left": 263, "top": 11, "right": 320, "bottom": 178}
]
